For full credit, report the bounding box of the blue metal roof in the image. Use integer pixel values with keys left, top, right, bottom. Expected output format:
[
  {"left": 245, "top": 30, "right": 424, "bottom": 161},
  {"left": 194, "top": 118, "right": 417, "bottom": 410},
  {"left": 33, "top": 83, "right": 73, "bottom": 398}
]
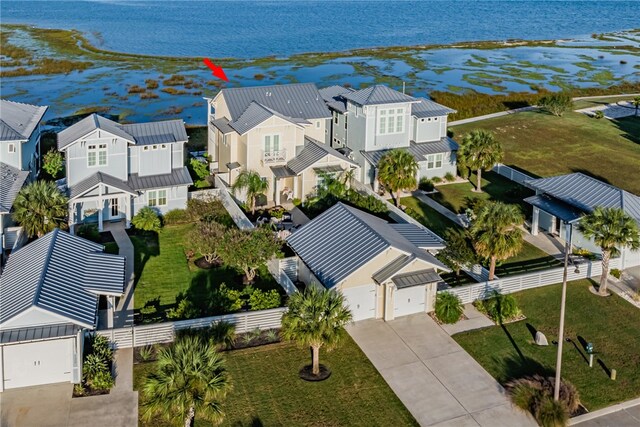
[
  {"left": 0, "top": 162, "right": 29, "bottom": 213},
  {"left": 524, "top": 194, "right": 583, "bottom": 223}
]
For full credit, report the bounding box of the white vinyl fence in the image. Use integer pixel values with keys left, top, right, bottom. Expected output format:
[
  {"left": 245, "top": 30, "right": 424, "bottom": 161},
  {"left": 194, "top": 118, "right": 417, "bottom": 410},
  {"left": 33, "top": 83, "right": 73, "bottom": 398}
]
[
  {"left": 97, "top": 307, "right": 287, "bottom": 349},
  {"left": 440, "top": 258, "right": 620, "bottom": 304},
  {"left": 492, "top": 163, "right": 534, "bottom": 186},
  {"left": 267, "top": 258, "right": 298, "bottom": 296}
]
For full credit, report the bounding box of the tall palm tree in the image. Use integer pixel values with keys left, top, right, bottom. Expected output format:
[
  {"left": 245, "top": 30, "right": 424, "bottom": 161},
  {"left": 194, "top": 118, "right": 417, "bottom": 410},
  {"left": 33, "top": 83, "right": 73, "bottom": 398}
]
[
  {"left": 579, "top": 206, "right": 640, "bottom": 296},
  {"left": 281, "top": 286, "right": 352, "bottom": 377},
  {"left": 458, "top": 129, "right": 504, "bottom": 193},
  {"left": 231, "top": 170, "right": 268, "bottom": 215},
  {"left": 377, "top": 149, "right": 418, "bottom": 207},
  {"left": 12, "top": 180, "right": 68, "bottom": 238},
  {"left": 470, "top": 201, "right": 524, "bottom": 280},
  {"left": 141, "top": 335, "right": 230, "bottom": 427},
  {"left": 632, "top": 96, "right": 640, "bottom": 117}
]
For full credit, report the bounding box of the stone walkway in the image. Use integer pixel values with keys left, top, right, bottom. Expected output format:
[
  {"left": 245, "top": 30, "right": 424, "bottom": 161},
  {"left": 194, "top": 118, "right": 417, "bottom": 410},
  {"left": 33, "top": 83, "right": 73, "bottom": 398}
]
[
  {"left": 412, "top": 191, "right": 467, "bottom": 228},
  {"left": 521, "top": 228, "right": 565, "bottom": 260},
  {"left": 348, "top": 314, "right": 536, "bottom": 427},
  {"left": 440, "top": 304, "right": 494, "bottom": 336},
  {"left": 104, "top": 222, "right": 135, "bottom": 328}
]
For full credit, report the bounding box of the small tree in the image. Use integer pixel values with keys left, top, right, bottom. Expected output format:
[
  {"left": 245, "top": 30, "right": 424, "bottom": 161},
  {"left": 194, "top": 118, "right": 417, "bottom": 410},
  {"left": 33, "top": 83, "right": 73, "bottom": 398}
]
[
  {"left": 539, "top": 91, "right": 573, "bottom": 117},
  {"left": 132, "top": 206, "right": 161, "bottom": 233},
  {"left": 142, "top": 335, "right": 230, "bottom": 427},
  {"left": 43, "top": 149, "right": 64, "bottom": 179},
  {"left": 458, "top": 129, "right": 503, "bottom": 192},
  {"left": 12, "top": 180, "right": 68, "bottom": 237},
  {"left": 438, "top": 229, "right": 477, "bottom": 277},
  {"left": 632, "top": 96, "right": 640, "bottom": 117},
  {"left": 218, "top": 227, "right": 281, "bottom": 283},
  {"left": 281, "top": 286, "right": 352, "bottom": 377},
  {"left": 579, "top": 206, "right": 640, "bottom": 296},
  {"left": 377, "top": 149, "right": 418, "bottom": 207},
  {"left": 187, "top": 221, "right": 226, "bottom": 264},
  {"left": 434, "top": 292, "right": 463, "bottom": 324},
  {"left": 231, "top": 170, "right": 268, "bottom": 215}
]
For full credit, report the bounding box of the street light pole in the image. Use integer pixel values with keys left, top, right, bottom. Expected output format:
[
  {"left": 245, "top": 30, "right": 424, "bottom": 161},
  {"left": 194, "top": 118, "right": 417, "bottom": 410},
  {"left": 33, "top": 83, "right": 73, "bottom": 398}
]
[{"left": 554, "top": 224, "right": 573, "bottom": 401}]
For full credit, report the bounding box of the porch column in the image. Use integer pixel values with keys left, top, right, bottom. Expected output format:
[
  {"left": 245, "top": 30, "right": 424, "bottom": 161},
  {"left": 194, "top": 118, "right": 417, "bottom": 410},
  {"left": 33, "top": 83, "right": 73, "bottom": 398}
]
[
  {"left": 97, "top": 185, "right": 104, "bottom": 232},
  {"left": 293, "top": 175, "right": 299, "bottom": 200},
  {"left": 106, "top": 296, "right": 114, "bottom": 328},
  {"left": 275, "top": 178, "right": 281, "bottom": 205},
  {"left": 125, "top": 196, "right": 132, "bottom": 228},
  {"left": 68, "top": 201, "right": 75, "bottom": 235},
  {"left": 373, "top": 168, "right": 380, "bottom": 193},
  {"left": 531, "top": 207, "right": 540, "bottom": 236},
  {"left": 384, "top": 283, "right": 395, "bottom": 322}
]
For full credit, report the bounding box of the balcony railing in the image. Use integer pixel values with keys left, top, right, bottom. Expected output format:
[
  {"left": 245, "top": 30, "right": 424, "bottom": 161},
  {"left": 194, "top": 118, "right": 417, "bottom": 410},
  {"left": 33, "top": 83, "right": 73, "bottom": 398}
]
[{"left": 263, "top": 149, "right": 287, "bottom": 164}]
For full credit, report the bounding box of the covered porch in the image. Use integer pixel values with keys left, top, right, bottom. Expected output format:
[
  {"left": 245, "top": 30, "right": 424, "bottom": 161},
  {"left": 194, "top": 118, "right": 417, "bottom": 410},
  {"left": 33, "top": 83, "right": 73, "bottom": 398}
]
[{"left": 69, "top": 179, "right": 137, "bottom": 233}]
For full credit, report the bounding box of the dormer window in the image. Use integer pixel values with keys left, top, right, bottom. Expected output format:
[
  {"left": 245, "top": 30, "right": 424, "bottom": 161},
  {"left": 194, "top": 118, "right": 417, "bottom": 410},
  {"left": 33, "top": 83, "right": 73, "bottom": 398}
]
[
  {"left": 161, "top": 144, "right": 167, "bottom": 149},
  {"left": 144, "top": 146, "right": 149, "bottom": 151},
  {"left": 88, "top": 143, "right": 107, "bottom": 167},
  {"left": 152, "top": 145, "right": 158, "bottom": 150}
]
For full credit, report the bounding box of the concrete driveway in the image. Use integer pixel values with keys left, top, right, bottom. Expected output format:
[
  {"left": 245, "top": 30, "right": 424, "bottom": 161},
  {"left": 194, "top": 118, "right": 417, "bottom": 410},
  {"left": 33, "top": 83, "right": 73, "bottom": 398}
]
[{"left": 347, "top": 314, "right": 536, "bottom": 427}]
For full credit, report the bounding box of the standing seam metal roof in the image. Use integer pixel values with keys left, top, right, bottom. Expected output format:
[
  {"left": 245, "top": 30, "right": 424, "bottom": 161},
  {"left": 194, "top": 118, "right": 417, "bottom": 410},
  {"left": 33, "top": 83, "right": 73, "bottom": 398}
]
[
  {"left": 392, "top": 269, "right": 442, "bottom": 289},
  {"left": 286, "top": 137, "right": 358, "bottom": 175},
  {"left": 360, "top": 137, "right": 459, "bottom": 166},
  {"left": 341, "top": 85, "right": 418, "bottom": 106},
  {"left": 0, "top": 99, "right": 48, "bottom": 141},
  {"left": 0, "top": 162, "right": 29, "bottom": 213},
  {"left": 228, "top": 102, "right": 310, "bottom": 135},
  {"left": 411, "top": 98, "right": 457, "bottom": 118},
  {"left": 372, "top": 254, "right": 415, "bottom": 284},
  {"left": 69, "top": 172, "right": 138, "bottom": 199},
  {"left": 128, "top": 166, "right": 193, "bottom": 191}
]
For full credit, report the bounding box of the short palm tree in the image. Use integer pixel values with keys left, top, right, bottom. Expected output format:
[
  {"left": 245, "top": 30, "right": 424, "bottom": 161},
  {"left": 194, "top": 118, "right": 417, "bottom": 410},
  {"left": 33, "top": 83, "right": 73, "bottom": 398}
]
[
  {"left": 377, "top": 149, "right": 418, "bottom": 207},
  {"left": 12, "top": 180, "right": 68, "bottom": 238},
  {"left": 231, "top": 170, "right": 268, "bottom": 215},
  {"left": 470, "top": 201, "right": 524, "bottom": 280},
  {"left": 632, "top": 96, "right": 640, "bottom": 117},
  {"left": 458, "top": 129, "right": 504, "bottom": 192},
  {"left": 141, "top": 335, "right": 230, "bottom": 427},
  {"left": 281, "top": 286, "right": 353, "bottom": 377},
  {"left": 579, "top": 206, "right": 640, "bottom": 295}
]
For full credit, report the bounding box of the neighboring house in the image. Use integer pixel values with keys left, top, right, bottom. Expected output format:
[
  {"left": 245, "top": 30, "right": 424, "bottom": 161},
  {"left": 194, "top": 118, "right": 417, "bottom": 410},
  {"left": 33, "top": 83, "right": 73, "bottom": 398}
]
[
  {"left": 287, "top": 202, "right": 449, "bottom": 321},
  {"left": 0, "top": 100, "right": 48, "bottom": 258},
  {"left": 0, "top": 229, "right": 125, "bottom": 391},
  {"left": 320, "top": 85, "right": 458, "bottom": 188},
  {"left": 525, "top": 172, "right": 640, "bottom": 268},
  {"left": 206, "top": 83, "right": 359, "bottom": 205},
  {"left": 57, "top": 114, "right": 192, "bottom": 232}
]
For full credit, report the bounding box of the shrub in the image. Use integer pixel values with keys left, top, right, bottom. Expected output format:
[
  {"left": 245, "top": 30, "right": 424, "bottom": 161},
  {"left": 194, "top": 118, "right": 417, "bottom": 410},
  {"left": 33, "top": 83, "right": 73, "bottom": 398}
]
[
  {"left": 539, "top": 91, "right": 573, "bottom": 117},
  {"left": 76, "top": 224, "right": 100, "bottom": 242},
  {"left": 593, "top": 110, "right": 605, "bottom": 119},
  {"left": 209, "top": 283, "right": 244, "bottom": 314},
  {"left": 186, "top": 198, "right": 230, "bottom": 224},
  {"left": 292, "top": 198, "right": 302, "bottom": 206},
  {"left": 73, "top": 383, "right": 85, "bottom": 396},
  {"left": 83, "top": 354, "right": 107, "bottom": 379},
  {"left": 167, "top": 298, "right": 200, "bottom": 320},
  {"left": 132, "top": 206, "right": 161, "bottom": 232},
  {"left": 418, "top": 177, "right": 434, "bottom": 192},
  {"left": 209, "top": 321, "right": 236, "bottom": 349},
  {"left": 431, "top": 176, "right": 443, "bottom": 184},
  {"left": 248, "top": 288, "right": 282, "bottom": 310},
  {"left": 444, "top": 172, "right": 456, "bottom": 182},
  {"left": 163, "top": 208, "right": 189, "bottom": 224},
  {"left": 264, "top": 329, "right": 279, "bottom": 343},
  {"left": 610, "top": 268, "right": 622, "bottom": 279},
  {"left": 43, "top": 149, "right": 64, "bottom": 179},
  {"left": 434, "top": 292, "right": 463, "bottom": 324},
  {"left": 188, "top": 157, "right": 210, "bottom": 181},
  {"left": 535, "top": 395, "right": 569, "bottom": 427},
  {"left": 480, "top": 290, "right": 522, "bottom": 323},
  {"left": 506, "top": 375, "right": 579, "bottom": 425},
  {"left": 270, "top": 206, "right": 285, "bottom": 219},
  {"left": 90, "top": 370, "right": 115, "bottom": 392},
  {"left": 138, "top": 345, "right": 155, "bottom": 362}
]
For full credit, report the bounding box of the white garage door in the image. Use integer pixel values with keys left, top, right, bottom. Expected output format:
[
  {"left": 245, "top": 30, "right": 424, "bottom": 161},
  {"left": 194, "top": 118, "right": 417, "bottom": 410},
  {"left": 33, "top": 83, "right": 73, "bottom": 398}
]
[
  {"left": 2, "top": 339, "right": 73, "bottom": 389},
  {"left": 394, "top": 285, "right": 426, "bottom": 318},
  {"left": 341, "top": 284, "right": 377, "bottom": 321}
]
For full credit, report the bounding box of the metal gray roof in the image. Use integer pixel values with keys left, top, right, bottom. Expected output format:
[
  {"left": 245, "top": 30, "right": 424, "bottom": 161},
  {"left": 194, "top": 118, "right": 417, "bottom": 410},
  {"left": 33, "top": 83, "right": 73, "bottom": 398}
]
[
  {"left": 361, "top": 137, "right": 459, "bottom": 166},
  {"left": 219, "top": 83, "right": 331, "bottom": 122},
  {"left": 0, "top": 162, "right": 29, "bottom": 213},
  {"left": 326, "top": 100, "right": 348, "bottom": 113},
  {"left": 389, "top": 223, "right": 445, "bottom": 248},
  {"left": 271, "top": 165, "right": 296, "bottom": 179},
  {"left": 313, "top": 165, "right": 345, "bottom": 174},
  {"left": 0, "top": 323, "right": 80, "bottom": 345},
  {"left": 225, "top": 162, "right": 241, "bottom": 170},
  {"left": 228, "top": 101, "right": 310, "bottom": 135},
  {"left": 211, "top": 117, "right": 235, "bottom": 134},
  {"left": 0, "top": 99, "right": 48, "bottom": 141},
  {"left": 69, "top": 172, "right": 138, "bottom": 199},
  {"left": 0, "top": 229, "right": 125, "bottom": 328},
  {"left": 58, "top": 114, "right": 187, "bottom": 149},
  {"left": 392, "top": 269, "right": 442, "bottom": 289},
  {"left": 411, "top": 98, "right": 457, "bottom": 118},
  {"left": 287, "top": 137, "right": 358, "bottom": 175},
  {"left": 524, "top": 194, "right": 583, "bottom": 223},
  {"left": 525, "top": 173, "right": 640, "bottom": 223},
  {"left": 341, "top": 85, "right": 417, "bottom": 106},
  {"left": 286, "top": 203, "right": 447, "bottom": 288},
  {"left": 128, "top": 166, "right": 193, "bottom": 191},
  {"left": 318, "top": 85, "right": 353, "bottom": 102},
  {"left": 372, "top": 254, "right": 415, "bottom": 284}
]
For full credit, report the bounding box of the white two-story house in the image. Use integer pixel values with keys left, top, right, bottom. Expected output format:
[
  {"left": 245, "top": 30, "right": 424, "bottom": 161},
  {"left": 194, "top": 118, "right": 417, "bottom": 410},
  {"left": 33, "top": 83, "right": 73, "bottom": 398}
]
[
  {"left": 0, "top": 99, "right": 48, "bottom": 258},
  {"left": 57, "top": 114, "right": 192, "bottom": 232},
  {"left": 206, "top": 83, "right": 359, "bottom": 205},
  {"left": 320, "top": 85, "right": 458, "bottom": 189}
]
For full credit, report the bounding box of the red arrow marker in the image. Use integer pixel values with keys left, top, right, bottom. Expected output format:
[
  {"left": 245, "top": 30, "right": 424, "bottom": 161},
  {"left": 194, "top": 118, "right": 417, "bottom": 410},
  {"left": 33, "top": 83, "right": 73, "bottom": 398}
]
[{"left": 203, "top": 58, "right": 229, "bottom": 82}]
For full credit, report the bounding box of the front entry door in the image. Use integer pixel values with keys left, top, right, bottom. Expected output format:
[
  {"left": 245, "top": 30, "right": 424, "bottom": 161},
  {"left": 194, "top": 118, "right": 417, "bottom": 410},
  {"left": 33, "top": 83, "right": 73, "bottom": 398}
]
[{"left": 110, "top": 198, "right": 119, "bottom": 218}]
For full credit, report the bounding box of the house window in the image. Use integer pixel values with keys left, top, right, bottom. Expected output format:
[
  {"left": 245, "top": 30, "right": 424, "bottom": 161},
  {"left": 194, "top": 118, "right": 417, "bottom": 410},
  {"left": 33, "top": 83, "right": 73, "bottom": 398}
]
[
  {"left": 334, "top": 114, "right": 338, "bottom": 125},
  {"left": 315, "top": 121, "right": 320, "bottom": 128},
  {"left": 8, "top": 143, "right": 16, "bottom": 153},
  {"left": 223, "top": 134, "right": 230, "bottom": 147},
  {"left": 143, "top": 146, "right": 149, "bottom": 151},
  {"left": 377, "top": 108, "right": 404, "bottom": 135},
  {"left": 152, "top": 145, "right": 158, "bottom": 150},
  {"left": 88, "top": 144, "right": 107, "bottom": 167},
  {"left": 344, "top": 116, "right": 348, "bottom": 130},
  {"left": 434, "top": 117, "right": 439, "bottom": 121},
  {"left": 161, "top": 144, "right": 167, "bottom": 149},
  {"left": 426, "top": 153, "right": 444, "bottom": 169},
  {"left": 148, "top": 189, "right": 167, "bottom": 207},
  {"left": 264, "top": 134, "right": 280, "bottom": 152}
]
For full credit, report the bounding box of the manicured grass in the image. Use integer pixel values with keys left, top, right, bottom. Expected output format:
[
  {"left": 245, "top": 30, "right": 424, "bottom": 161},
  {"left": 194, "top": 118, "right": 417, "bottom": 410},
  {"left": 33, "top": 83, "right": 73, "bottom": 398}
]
[
  {"left": 430, "top": 171, "right": 534, "bottom": 214},
  {"left": 494, "top": 240, "right": 561, "bottom": 277},
  {"left": 134, "top": 337, "right": 418, "bottom": 427},
  {"left": 450, "top": 110, "right": 640, "bottom": 194},
  {"left": 400, "top": 196, "right": 459, "bottom": 238},
  {"left": 453, "top": 280, "right": 640, "bottom": 410}
]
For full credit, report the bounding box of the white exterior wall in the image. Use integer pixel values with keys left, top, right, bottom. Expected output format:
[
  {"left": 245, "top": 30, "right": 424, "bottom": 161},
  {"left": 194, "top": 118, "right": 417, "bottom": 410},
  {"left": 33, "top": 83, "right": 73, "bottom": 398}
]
[
  {"left": 413, "top": 115, "right": 447, "bottom": 142},
  {"left": 132, "top": 185, "right": 189, "bottom": 216},
  {"left": 417, "top": 151, "right": 457, "bottom": 180},
  {"left": 65, "top": 130, "right": 130, "bottom": 186}
]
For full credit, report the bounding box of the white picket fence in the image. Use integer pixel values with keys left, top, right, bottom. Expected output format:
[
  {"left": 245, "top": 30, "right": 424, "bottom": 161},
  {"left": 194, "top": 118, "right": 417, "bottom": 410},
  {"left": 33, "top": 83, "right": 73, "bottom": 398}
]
[
  {"left": 492, "top": 163, "right": 534, "bottom": 186},
  {"left": 440, "top": 258, "right": 620, "bottom": 304},
  {"left": 97, "top": 307, "right": 287, "bottom": 349},
  {"left": 267, "top": 258, "right": 298, "bottom": 296}
]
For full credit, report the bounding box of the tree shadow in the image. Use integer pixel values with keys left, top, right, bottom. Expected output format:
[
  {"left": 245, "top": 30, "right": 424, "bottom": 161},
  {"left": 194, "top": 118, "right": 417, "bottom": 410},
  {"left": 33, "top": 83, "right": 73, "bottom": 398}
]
[
  {"left": 500, "top": 323, "right": 525, "bottom": 361},
  {"left": 525, "top": 323, "right": 538, "bottom": 341},
  {"left": 230, "top": 418, "right": 264, "bottom": 427},
  {"left": 494, "top": 352, "right": 555, "bottom": 383}
]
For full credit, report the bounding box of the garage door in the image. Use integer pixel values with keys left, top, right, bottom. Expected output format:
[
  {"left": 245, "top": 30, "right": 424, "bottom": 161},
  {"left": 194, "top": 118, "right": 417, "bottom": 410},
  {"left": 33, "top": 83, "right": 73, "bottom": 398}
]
[
  {"left": 341, "top": 284, "right": 377, "bottom": 321},
  {"left": 2, "top": 339, "right": 73, "bottom": 389},
  {"left": 394, "top": 285, "right": 426, "bottom": 318}
]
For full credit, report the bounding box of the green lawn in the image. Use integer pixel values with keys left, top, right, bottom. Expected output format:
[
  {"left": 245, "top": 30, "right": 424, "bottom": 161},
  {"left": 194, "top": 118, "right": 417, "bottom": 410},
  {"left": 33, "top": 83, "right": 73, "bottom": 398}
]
[
  {"left": 134, "top": 337, "right": 418, "bottom": 427},
  {"left": 450, "top": 110, "right": 640, "bottom": 194},
  {"left": 430, "top": 171, "right": 533, "bottom": 214},
  {"left": 400, "top": 196, "right": 459, "bottom": 238},
  {"left": 454, "top": 280, "right": 640, "bottom": 410},
  {"left": 131, "top": 224, "right": 280, "bottom": 318}
]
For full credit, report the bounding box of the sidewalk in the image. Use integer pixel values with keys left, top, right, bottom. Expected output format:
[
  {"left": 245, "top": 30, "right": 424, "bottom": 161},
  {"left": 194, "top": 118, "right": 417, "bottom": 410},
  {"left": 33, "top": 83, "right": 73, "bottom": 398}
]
[
  {"left": 570, "top": 397, "right": 640, "bottom": 426},
  {"left": 439, "top": 304, "right": 494, "bottom": 336},
  {"left": 412, "top": 191, "right": 467, "bottom": 228},
  {"left": 104, "top": 222, "right": 135, "bottom": 328}
]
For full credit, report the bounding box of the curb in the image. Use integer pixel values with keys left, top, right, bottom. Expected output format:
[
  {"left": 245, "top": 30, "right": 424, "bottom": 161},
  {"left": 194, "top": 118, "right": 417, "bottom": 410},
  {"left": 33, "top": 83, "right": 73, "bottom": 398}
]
[{"left": 569, "top": 397, "right": 640, "bottom": 425}]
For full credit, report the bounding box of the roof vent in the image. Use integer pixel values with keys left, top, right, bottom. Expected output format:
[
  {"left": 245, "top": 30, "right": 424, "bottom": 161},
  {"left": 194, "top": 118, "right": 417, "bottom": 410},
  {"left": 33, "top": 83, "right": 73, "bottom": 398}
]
[{"left": 287, "top": 99, "right": 290, "bottom": 104}]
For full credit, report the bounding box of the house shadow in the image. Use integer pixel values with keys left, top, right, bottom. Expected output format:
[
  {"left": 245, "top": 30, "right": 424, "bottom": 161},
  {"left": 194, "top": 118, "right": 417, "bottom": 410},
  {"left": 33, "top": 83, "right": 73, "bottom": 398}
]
[
  {"left": 568, "top": 168, "right": 614, "bottom": 185},
  {"left": 611, "top": 116, "right": 640, "bottom": 145},
  {"left": 127, "top": 230, "right": 160, "bottom": 289},
  {"left": 230, "top": 418, "right": 264, "bottom": 427}
]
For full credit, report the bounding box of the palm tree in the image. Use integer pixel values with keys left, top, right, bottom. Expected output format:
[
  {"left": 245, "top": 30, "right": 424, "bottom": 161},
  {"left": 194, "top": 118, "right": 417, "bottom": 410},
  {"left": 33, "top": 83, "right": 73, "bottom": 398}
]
[
  {"left": 231, "top": 170, "right": 268, "bottom": 215},
  {"left": 141, "top": 335, "right": 230, "bottom": 427},
  {"left": 12, "top": 180, "right": 68, "bottom": 238},
  {"left": 377, "top": 149, "right": 418, "bottom": 207},
  {"left": 632, "top": 96, "right": 640, "bottom": 117},
  {"left": 458, "top": 129, "right": 504, "bottom": 192},
  {"left": 281, "top": 286, "right": 352, "bottom": 377},
  {"left": 470, "top": 201, "right": 524, "bottom": 281},
  {"left": 579, "top": 206, "right": 640, "bottom": 296}
]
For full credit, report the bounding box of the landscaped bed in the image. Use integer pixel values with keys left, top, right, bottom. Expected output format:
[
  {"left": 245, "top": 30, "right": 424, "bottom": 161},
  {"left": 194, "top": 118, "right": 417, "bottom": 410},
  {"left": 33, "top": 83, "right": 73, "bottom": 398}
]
[
  {"left": 133, "top": 335, "right": 418, "bottom": 427},
  {"left": 453, "top": 280, "right": 640, "bottom": 410}
]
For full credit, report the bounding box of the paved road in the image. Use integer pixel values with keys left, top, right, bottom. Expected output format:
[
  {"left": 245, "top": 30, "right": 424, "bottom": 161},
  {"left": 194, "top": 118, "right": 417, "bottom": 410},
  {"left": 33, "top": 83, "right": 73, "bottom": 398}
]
[
  {"left": 347, "top": 314, "right": 536, "bottom": 427},
  {"left": 571, "top": 399, "right": 640, "bottom": 426}
]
